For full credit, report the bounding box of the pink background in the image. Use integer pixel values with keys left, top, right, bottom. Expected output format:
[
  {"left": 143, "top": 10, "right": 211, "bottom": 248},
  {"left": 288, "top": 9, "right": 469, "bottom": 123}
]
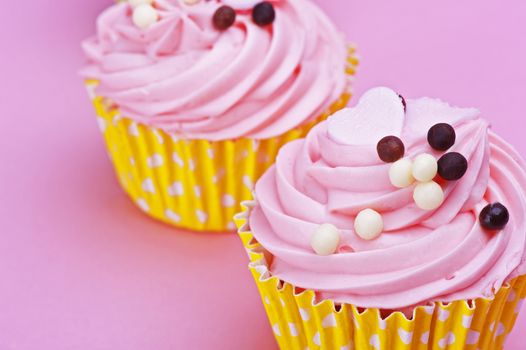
[{"left": 1, "top": 0, "right": 525, "bottom": 348}]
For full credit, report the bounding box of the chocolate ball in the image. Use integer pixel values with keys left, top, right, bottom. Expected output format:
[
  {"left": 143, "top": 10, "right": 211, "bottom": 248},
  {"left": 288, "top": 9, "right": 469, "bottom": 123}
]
[
  {"left": 377, "top": 136, "right": 405, "bottom": 163},
  {"left": 398, "top": 94, "right": 406, "bottom": 112},
  {"left": 479, "top": 203, "right": 509, "bottom": 231},
  {"left": 213, "top": 5, "right": 236, "bottom": 30},
  {"left": 427, "top": 123, "right": 456, "bottom": 151},
  {"left": 437, "top": 152, "right": 467, "bottom": 181},
  {"left": 252, "top": 2, "right": 275, "bottom": 26}
]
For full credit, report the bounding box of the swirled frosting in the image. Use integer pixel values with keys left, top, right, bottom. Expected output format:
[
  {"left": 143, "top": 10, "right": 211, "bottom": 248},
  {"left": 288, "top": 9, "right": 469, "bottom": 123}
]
[
  {"left": 81, "top": 0, "right": 349, "bottom": 140},
  {"left": 250, "top": 87, "right": 526, "bottom": 309}
]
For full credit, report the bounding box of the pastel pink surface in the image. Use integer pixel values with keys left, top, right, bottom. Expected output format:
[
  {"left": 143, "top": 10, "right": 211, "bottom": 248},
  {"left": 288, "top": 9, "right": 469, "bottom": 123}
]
[{"left": 0, "top": 1, "right": 525, "bottom": 349}]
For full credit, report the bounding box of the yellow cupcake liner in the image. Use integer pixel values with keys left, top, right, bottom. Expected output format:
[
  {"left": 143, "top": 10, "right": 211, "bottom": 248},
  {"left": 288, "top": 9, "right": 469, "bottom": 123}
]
[
  {"left": 235, "top": 201, "right": 526, "bottom": 350},
  {"left": 83, "top": 45, "right": 357, "bottom": 232}
]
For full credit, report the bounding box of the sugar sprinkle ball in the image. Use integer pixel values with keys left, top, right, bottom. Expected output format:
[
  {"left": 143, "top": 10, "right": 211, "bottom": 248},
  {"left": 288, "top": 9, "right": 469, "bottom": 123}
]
[
  {"left": 252, "top": 1, "right": 276, "bottom": 26},
  {"left": 413, "top": 181, "right": 444, "bottom": 210},
  {"left": 389, "top": 158, "right": 415, "bottom": 188},
  {"left": 132, "top": 3, "right": 159, "bottom": 29},
  {"left": 428, "top": 123, "right": 456, "bottom": 151},
  {"left": 213, "top": 5, "right": 236, "bottom": 30},
  {"left": 354, "top": 209, "right": 383, "bottom": 240},
  {"left": 479, "top": 203, "right": 510, "bottom": 231},
  {"left": 311, "top": 223, "right": 341, "bottom": 256},
  {"left": 438, "top": 152, "right": 468, "bottom": 181},
  {"left": 412, "top": 153, "right": 438, "bottom": 182},
  {"left": 377, "top": 136, "right": 405, "bottom": 163}
]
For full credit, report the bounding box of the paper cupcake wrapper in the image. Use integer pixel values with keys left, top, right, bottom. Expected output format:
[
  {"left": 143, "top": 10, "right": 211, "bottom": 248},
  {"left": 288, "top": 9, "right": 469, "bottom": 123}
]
[
  {"left": 83, "top": 45, "right": 357, "bottom": 232},
  {"left": 234, "top": 201, "right": 526, "bottom": 350}
]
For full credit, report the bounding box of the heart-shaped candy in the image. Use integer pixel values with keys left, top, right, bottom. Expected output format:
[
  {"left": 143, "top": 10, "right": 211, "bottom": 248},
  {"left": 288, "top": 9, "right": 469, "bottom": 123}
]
[
  {"left": 328, "top": 87, "right": 405, "bottom": 145},
  {"left": 222, "top": 0, "right": 262, "bottom": 10}
]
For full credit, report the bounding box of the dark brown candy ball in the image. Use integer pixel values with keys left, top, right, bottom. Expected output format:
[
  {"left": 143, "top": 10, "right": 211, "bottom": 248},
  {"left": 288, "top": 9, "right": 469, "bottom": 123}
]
[
  {"left": 427, "top": 123, "right": 456, "bottom": 151},
  {"left": 437, "top": 152, "right": 468, "bottom": 180},
  {"left": 479, "top": 203, "right": 509, "bottom": 231},
  {"left": 377, "top": 136, "right": 405, "bottom": 163},
  {"left": 398, "top": 94, "right": 406, "bottom": 112},
  {"left": 252, "top": 2, "right": 275, "bottom": 26},
  {"left": 213, "top": 6, "right": 236, "bottom": 31}
]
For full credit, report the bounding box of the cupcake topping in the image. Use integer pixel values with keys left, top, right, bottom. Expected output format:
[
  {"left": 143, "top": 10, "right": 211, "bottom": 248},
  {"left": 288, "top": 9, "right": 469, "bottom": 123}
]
[
  {"left": 413, "top": 181, "right": 445, "bottom": 210},
  {"left": 132, "top": 3, "right": 159, "bottom": 29},
  {"left": 83, "top": 0, "right": 350, "bottom": 140},
  {"left": 328, "top": 87, "right": 405, "bottom": 146},
  {"left": 428, "top": 123, "right": 456, "bottom": 151},
  {"left": 128, "top": 0, "right": 277, "bottom": 31},
  {"left": 398, "top": 93, "right": 407, "bottom": 112},
  {"left": 252, "top": 2, "right": 276, "bottom": 26},
  {"left": 377, "top": 136, "right": 405, "bottom": 163},
  {"left": 248, "top": 87, "right": 524, "bottom": 309},
  {"left": 310, "top": 224, "right": 341, "bottom": 256},
  {"left": 412, "top": 153, "right": 438, "bottom": 182},
  {"left": 438, "top": 152, "right": 468, "bottom": 181},
  {"left": 354, "top": 209, "right": 384, "bottom": 240},
  {"left": 389, "top": 158, "right": 415, "bottom": 188},
  {"left": 223, "top": 0, "right": 261, "bottom": 10},
  {"left": 129, "top": 0, "right": 153, "bottom": 7},
  {"left": 213, "top": 5, "right": 237, "bottom": 30},
  {"left": 479, "top": 203, "right": 510, "bottom": 231},
  {"left": 373, "top": 112, "right": 468, "bottom": 210}
]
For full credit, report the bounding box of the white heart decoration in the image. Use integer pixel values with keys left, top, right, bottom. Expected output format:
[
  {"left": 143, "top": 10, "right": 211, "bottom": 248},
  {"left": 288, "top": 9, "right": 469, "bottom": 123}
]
[
  {"left": 328, "top": 87, "right": 405, "bottom": 146},
  {"left": 222, "top": 0, "right": 261, "bottom": 10}
]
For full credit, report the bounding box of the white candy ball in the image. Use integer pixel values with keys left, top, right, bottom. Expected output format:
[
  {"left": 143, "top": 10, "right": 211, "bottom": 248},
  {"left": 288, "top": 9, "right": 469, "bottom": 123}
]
[
  {"left": 310, "top": 224, "right": 341, "bottom": 256},
  {"left": 132, "top": 4, "right": 158, "bottom": 29},
  {"left": 412, "top": 153, "right": 438, "bottom": 182},
  {"left": 354, "top": 209, "right": 383, "bottom": 240},
  {"left": 413, "top": 181, "right": 444, "bottom": 210},
  {"left": 128, "top": 0, "right": 153, "bottom": 8},
  {"left": 389, "top": 158, "right": 415, "bottom": 188}
]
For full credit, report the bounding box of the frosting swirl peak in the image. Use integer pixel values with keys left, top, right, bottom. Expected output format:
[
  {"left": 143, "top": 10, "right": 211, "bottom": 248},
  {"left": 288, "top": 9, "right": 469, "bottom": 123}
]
[{"left": 81, "top": 0, "right": 349, "bottom": 140}]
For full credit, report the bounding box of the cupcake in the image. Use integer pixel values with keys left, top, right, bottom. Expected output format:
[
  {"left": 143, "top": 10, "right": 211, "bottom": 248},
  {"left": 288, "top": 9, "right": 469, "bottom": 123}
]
[
  {"left": 235, "top": 87, "right": 526, "bottom": 349},
  {"left": 80, "top": 0, "right": 357, "bottom": 232}
]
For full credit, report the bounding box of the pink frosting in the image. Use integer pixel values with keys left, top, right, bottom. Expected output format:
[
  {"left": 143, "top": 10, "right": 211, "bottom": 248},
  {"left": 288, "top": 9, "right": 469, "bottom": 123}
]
[
  {"left": 81, "top": 0, "right": 349, "bottom": 140},
  {"left": 250, "top": 87, "right": 526, "bottom": 309}
]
